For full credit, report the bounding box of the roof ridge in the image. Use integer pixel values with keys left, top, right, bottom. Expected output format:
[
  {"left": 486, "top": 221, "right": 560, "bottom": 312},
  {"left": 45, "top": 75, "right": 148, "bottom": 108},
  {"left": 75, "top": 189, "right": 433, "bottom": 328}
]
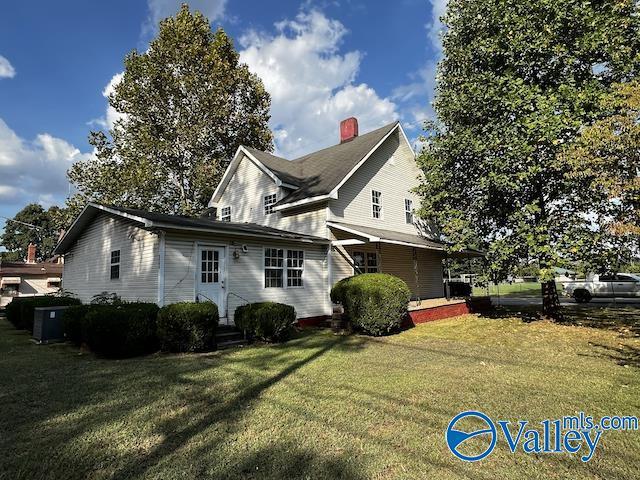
[{"left": 292, "top": 121, "right": 398, "bottom": 163}]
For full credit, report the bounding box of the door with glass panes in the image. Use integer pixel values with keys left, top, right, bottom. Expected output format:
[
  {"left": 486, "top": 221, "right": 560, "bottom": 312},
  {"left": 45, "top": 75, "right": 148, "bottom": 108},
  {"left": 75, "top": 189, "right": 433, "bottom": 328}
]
[{"left": 196, "top": 246, "right": 226, "bottom": 318}]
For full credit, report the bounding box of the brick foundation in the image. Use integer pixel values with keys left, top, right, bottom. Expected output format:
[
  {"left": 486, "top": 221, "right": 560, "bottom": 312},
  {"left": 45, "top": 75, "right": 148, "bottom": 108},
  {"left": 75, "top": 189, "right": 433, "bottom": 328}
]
[{"left": 297, "top": 315, "right": 330, "bottom": 328}]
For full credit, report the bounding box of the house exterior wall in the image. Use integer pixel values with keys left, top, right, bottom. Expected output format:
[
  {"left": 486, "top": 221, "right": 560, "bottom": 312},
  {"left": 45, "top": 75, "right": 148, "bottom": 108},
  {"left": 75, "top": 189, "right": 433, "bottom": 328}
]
[
  {"left": 216, "top": 154, "right": 327, "bottom": 238},
  {"left": 328, "top": 129, "right": 425, "bottom": 235},
  {"left": 162, "top": 231, "right": 330, "bottom": 323},
  {"left": 329, "top": 228, "right": 445, "bottom": 299},
  {"left": 62, "top": 213, "right": 159, "bottom": 303}
]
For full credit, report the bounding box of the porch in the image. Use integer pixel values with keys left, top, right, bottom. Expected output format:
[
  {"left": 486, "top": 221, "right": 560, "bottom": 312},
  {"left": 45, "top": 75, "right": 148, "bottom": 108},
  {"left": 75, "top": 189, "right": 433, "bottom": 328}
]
[{"left": 328, "top": 221, "right": 483, "bottom": 301}]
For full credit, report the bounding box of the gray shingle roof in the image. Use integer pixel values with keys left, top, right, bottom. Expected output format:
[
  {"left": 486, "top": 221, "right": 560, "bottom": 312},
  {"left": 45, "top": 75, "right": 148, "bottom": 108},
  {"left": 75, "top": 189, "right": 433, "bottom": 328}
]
[
  {"left": 54, "top": 204, "right": 329, "bottom": 254},
  {"left": 327, "top": 221, "right": 484, "bottom": 257},
  {"left": 247, "top": 122, "right": 399, "bottom": 207}
]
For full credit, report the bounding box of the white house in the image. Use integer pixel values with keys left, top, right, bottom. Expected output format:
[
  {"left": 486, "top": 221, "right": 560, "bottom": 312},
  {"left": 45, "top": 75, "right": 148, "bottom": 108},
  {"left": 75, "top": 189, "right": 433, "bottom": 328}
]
[{"left": 55, "top": 118, "right": 480, "bottom": 325}]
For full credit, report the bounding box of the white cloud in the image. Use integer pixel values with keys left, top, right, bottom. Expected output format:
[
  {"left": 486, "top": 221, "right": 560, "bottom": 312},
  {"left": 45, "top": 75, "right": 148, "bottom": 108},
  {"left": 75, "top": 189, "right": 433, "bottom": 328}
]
[
  {"left": 392, "top": 1, "right": 448, "bottom": 133},
  {"left": 0, "top": 118, "right": 93, "bottom": 205},
  {"left": 427, "top": 0, "right": 448, "bottom": 50},
  {"left": 144, "top": 0, "right": 227, "bottom": 35},
  {"left": 0, "top": 55, "right": 16, "bottom": 79},
  {"left": 239, "top": 10, "right": 398, "bottom": 158},
  {"left": 90, "top": 72, "right": 125, "bottom": 130}
]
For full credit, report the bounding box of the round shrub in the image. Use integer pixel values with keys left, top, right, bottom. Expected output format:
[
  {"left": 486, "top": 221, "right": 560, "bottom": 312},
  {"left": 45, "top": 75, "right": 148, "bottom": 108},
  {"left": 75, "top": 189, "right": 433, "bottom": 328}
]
[
  {"left": 61, "top": 304, "right": 90, "bottom": 345},
  {"left": 234, "top": 302, "right": 296, "bottom": 342},
  {"left": 83, "top": 303, "right": 159, "bottom": 358},
  {"left": 330, "top": 273, "right": 411, "bottom": 336},
  {"left": 157, "top": 302, "right": 219, "bottom": 352}
]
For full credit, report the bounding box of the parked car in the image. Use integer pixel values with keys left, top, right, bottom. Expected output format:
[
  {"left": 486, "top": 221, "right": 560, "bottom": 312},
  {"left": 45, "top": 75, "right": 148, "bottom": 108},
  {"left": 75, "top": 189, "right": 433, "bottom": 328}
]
[{"left": 564, "top": 273, "right": 640, "bottom": 303}]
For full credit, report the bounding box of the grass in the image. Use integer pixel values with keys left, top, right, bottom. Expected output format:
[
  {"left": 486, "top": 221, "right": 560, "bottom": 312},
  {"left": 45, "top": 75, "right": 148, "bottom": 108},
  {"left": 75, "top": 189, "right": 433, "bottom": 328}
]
[
  {"left": 472, "top": 282, "right": 564, "bottom": 297},
  {"left": 1, "top": 309, "right": 639, "bottom": 479}
]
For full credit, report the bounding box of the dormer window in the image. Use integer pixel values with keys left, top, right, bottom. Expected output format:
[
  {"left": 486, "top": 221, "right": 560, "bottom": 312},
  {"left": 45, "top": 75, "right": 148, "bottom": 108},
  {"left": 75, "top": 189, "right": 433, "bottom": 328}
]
[
  {"left": 220, "top": 206, "right": 231, "bottom": 222},
  {"left": 371, "top": 190, "right": 382, "bottom": 219},
  {"left": 405, "top": 199, "right": 414, "bottom": 224},
  {"left": 264, "top": 194, "right": 277, "bottom": 215}
]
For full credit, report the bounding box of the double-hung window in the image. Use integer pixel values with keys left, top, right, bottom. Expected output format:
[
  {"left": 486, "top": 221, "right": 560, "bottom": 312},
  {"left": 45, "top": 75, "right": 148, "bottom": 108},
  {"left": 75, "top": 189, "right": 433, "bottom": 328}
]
[
  {"left": 371, "top": 190, "right": 382, "bottom": 219},
  {"left": 264, "top": 194, "right": 277, "bottom": 215},
  {"left": 110, "top": 250, "right": 120, "bottom": 280},
  {"left": 220, "top": 206, "right": 231, "bottom": 222},
  {"left": 264, "top": 248, "right": 304, "bottom": 288},
  {"left": 287, "top": 250, "right": 304, "bottom": 287},
  {"left": 405, "top": 198, "right": 414, "bottom": 224},
  {"left": 264, "top": 248, "right": 284, "bottom": 287}
]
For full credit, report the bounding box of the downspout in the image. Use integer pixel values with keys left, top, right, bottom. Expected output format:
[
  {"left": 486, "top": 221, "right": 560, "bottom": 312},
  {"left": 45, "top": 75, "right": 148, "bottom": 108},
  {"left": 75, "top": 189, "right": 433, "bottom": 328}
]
[
  {"left": 157, "top": 231, "right": 166, "bottom": 306},
  {"left": 327, "top": 244, "right": 332, "bottom": 315}
]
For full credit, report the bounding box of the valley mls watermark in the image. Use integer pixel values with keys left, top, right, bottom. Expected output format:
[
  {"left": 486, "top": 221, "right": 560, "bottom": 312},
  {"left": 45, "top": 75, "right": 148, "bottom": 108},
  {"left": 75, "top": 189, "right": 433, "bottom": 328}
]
[{"left": 446, "top": 410, "right": 639, "bottom": 462}]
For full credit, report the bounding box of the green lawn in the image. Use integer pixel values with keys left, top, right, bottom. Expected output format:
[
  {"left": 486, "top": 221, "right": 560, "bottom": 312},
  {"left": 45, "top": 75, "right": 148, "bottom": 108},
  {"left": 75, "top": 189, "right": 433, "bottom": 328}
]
[{"left": 0, "top": 310, "right": 639, "bottom": 479}]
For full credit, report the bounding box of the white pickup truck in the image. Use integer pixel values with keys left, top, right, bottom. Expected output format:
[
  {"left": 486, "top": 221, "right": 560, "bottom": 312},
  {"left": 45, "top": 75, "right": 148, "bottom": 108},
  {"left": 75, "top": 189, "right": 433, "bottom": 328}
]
[{"left": 564, "top": 273, "right": 640, "bottom": 303}]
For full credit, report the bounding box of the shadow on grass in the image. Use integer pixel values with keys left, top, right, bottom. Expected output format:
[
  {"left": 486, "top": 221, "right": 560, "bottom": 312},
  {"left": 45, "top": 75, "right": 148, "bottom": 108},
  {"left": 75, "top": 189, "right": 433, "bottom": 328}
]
[
  {"left": 584, "top": 342, "right": 640, "bottom": 368},
  {"left": 484, "top": 304, "right": 640, "bottom": 337},
  {"left": 0, "top": 324, "right": 374, "bottom": 479}
]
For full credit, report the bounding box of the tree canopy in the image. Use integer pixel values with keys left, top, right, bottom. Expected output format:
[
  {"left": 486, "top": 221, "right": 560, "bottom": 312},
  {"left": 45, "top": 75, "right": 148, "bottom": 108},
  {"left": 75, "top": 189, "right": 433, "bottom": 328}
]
[
  {"left": 0, "top": 204, "right": 62, "bottom": 261},
  {"left": 68, "top": 5, "right": 273, "bottom": 219},
  {"left": 416, "top": 0, "right": 640, "bottom": 280}
]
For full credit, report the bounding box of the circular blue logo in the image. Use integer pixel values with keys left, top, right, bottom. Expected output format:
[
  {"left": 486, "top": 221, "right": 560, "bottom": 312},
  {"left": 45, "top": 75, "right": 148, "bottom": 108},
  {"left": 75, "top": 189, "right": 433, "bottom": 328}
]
[{"left": 446, "top": 411, "right": 497, "bottom": 462}]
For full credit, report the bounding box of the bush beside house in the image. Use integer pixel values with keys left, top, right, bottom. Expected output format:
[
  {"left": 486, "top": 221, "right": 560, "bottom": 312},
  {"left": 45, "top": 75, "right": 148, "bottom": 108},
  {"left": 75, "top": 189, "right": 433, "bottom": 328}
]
[
  {"left": 6, "top": 296, "right": 81, "bottom": 331},
  {"left": 157, "top": 302, "right": 219, "bottom": 352},
  {"left": 83, "top": 303, "right": 159, "bottom": 358},
  {"left": 234, "top": 302, "right": 296, "bottom": 342},
  {"left": 331, "top": 273, "right": 411, "bottom": 336},
  {"left": 61, "top": 304, "right": 90, "bottom": 345}
]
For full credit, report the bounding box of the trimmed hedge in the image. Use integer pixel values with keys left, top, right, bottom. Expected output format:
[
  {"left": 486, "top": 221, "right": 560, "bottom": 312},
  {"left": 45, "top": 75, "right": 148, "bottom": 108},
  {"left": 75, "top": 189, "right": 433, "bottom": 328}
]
[
  {"left": 6, "top": 296, "right": 81, "bottom": 332},
  {"left": 330, "top": 273, "right": 411, "bottom": 336},
  {"left": 157, "top": 302, "right": 219, "bottom": 352},
  {"left": 61, "top": 305, "right": 90, "bottom": 345},
  {"left": 83, "top": 303, "right": 159, "bottom": 358},
  {"left": 234, "top": 302, "right": 296, "bottom": 342}
]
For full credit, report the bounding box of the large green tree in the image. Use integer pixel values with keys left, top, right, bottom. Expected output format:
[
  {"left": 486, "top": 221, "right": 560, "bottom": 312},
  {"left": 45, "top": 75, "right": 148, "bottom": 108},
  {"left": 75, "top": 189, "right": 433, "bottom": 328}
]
[
  {"left": 0, "top": 204, "right": 62, "bottom": 261},
  {"left": 417, "top": 0, "right": 640, "bottom": 288},
  {"left": 561, "top": 80, "right": 640, "bottom": 273},
  {"left": 68, "top": 5, "right": 273, "bottom": 218}
]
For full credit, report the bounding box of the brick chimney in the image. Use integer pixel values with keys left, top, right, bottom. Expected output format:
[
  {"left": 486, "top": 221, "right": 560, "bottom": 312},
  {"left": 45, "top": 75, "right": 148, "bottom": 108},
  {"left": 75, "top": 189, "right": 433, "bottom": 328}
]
[
  {"left": 27, "top": 243, "right": 37, "bottom": 264},
  {"left": 340, "top": 117, "right": 358, "bottom": 143}
]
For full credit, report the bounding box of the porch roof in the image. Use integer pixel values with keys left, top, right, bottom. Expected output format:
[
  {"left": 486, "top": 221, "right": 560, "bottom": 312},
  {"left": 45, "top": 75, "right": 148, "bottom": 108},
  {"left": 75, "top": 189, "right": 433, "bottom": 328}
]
[{"left": 327, "top": 221, "right": 484, "bottom": 257}]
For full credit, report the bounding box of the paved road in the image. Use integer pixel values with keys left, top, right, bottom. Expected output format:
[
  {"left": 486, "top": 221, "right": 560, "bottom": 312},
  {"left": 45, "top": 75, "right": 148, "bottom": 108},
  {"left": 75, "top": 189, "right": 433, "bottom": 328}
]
[{"left": 492, "top": 296, "right": 640, "bottom": 308}]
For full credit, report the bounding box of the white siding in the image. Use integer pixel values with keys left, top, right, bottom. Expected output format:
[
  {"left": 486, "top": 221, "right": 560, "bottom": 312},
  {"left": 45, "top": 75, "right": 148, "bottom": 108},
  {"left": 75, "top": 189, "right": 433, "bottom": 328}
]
[
  {"left": 162, "top": 231, "right": 330, "bottom": 322},
  {"left": 216, "top": 154, "right": 327, "bottom": 237},
  {"left": 62, "top": 213, "right": 159, "bottom": 303},
  {"left": 328, "top": 129, "right": 427, "bottom": 235}
]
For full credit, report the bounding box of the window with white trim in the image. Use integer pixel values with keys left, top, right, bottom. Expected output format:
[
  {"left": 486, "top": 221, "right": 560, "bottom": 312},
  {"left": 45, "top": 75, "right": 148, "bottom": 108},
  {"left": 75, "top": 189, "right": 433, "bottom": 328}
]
[
  {"left": 353, "top": 251, "right": 379, "bottom": 274},
  {"left": 110, "top": 250, "right": 120, "bottom": 280},
  {"left": 264, "top": 248, "right": 304, "bottom": 288},
  {"left": 287, "top": 250, "right": 304, "bottom": 287},
  {"left": 220, "top": 206, "right": 231, "bottom": 222},
  {"left": 264, "top": 194, "right": 277, "bottom": 215},
  {"left": 405, "top": 198, "right": 414, "bottom": 224},
  {"left": 264, "top": 248, "right": 284, "bottom": 287},
  {"left": 371, "top": 190, "right": 382, "bottom": 219}
]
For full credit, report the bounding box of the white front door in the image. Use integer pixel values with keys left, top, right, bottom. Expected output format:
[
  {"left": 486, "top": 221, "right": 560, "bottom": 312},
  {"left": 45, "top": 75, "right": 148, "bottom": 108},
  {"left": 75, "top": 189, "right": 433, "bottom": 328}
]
[{"left": 196, "top": 246, "right": 226, "bottom": 319}]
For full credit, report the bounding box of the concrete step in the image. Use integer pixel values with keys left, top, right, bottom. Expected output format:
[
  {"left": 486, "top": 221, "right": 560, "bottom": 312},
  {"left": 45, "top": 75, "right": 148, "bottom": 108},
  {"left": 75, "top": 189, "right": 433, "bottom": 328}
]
[{"left": 217, "top": 338, "right": 247, "bottom": 349}]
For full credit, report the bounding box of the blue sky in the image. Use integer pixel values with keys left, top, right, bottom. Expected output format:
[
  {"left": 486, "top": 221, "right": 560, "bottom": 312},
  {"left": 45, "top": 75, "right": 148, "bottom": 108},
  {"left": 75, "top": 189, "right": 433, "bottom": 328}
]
[{"left": 0, "top": 0, "right": 445, "bottom": 243}]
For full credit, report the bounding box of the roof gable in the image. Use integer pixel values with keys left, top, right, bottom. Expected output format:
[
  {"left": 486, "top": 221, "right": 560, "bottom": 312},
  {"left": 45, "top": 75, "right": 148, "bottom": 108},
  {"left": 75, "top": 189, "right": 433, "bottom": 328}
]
[{"left": 210, "top": 121, "right": 412, "bottom": 211}]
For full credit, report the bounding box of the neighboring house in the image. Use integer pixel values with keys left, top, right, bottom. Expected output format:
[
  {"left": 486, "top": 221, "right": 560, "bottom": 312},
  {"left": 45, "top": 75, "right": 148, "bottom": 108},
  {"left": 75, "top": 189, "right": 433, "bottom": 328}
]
[
  {"left": 0, "top": 244, "right": 63, "bottom": 307},
  {"left": 55, "top": 118, "right": 480, "bottom": 325}
]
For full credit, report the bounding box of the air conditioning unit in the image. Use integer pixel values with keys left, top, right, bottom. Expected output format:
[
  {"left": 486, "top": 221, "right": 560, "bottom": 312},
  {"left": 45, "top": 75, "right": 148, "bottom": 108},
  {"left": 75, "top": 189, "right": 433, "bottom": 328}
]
[{"left": 32, "top": 306, "right": 70, "bottom": 344}]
